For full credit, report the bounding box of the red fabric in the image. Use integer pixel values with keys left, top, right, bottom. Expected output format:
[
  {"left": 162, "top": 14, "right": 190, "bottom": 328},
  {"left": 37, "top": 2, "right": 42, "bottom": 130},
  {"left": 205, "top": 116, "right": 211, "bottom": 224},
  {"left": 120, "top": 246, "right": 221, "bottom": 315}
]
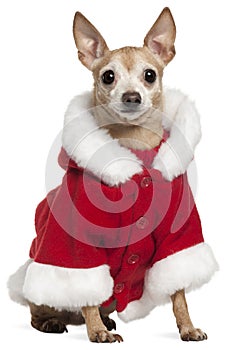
[{"left": 30, "top": 139, "right": 204, "bottom": 312}]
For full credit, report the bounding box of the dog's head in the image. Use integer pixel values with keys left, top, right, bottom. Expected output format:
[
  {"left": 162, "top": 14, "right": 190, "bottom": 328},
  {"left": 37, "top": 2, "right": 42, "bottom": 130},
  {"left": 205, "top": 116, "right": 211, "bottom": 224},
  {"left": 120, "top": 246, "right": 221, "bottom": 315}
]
[{"left": 73, "top": 8, "right": 176, "bottom": 126}]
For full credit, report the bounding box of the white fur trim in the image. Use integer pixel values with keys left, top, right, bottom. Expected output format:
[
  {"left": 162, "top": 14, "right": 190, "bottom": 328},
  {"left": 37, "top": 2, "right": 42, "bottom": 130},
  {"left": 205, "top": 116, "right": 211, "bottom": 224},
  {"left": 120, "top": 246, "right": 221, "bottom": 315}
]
[
  {"left": 153, "top": 88, "right": 202, "bottom": 181},
  {"left": 62, "top": 94, "right": 143, "bottom": 187},
  {"left": 22, "top": 262, "right": 113, "bottom": 310},
  {"left": 7, "top": 259, "right": 33, "bottom": 306},
  {"left": 118, "top": 243, "right": 218, "bottom": 322},
  {"left": 146, "top": 243, "right": 218, "bottom": 305},
  {"left": 118, "top": 289, "right": 155, "bottom": 323},
  {"left": 62, "top": 89, "right": 201, "bottom": 185}
]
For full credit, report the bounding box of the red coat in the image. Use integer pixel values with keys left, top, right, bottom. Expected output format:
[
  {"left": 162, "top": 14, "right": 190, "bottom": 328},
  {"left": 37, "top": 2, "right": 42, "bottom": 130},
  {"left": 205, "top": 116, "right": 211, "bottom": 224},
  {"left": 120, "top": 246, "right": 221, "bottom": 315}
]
[{"left": 29, "top": 138, "right": 204, "bottom": 313}]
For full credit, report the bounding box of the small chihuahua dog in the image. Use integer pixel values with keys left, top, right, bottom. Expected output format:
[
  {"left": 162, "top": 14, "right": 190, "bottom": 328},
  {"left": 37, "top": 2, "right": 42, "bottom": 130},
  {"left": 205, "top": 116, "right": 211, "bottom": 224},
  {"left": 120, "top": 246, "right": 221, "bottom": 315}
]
[
  {"left": 69, "top": 8, "right": 206, "bottom": 342},
  {"left": 8, "top": 7, "right": 218, "bottom": 344}
]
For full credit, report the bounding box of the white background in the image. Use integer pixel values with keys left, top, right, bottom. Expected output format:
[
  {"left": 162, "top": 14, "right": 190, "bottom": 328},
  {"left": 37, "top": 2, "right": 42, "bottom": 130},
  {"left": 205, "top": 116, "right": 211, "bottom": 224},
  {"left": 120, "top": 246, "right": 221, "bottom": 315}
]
[{"left": 1, "top": 0, "right": 243, "bottom": 348}]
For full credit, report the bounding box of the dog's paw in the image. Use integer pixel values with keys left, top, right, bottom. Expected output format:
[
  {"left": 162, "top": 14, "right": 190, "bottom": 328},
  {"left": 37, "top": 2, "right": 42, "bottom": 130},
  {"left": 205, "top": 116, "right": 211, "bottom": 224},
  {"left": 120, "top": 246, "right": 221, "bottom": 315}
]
[
  {"left": 31, "top": 318, "right": 68, "bottom": 334},
  {"left": 180, "top": 327, "right": 207, "bottom": 341},
  {"left": 101, "top": 158, "right": 143, "bottom": 187},
  {"left": 89, "top": 329, "right": 123, "bottom": 343},
  {"left": 101, "top": 315, "right": 117, "bottom": 331}
]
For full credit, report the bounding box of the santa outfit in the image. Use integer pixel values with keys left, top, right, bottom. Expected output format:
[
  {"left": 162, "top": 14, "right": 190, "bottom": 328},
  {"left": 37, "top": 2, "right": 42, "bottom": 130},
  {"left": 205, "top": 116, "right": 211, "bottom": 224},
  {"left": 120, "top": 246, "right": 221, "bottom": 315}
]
[{"left": 8, "top": 89, "right": 218, "bottom": 322}]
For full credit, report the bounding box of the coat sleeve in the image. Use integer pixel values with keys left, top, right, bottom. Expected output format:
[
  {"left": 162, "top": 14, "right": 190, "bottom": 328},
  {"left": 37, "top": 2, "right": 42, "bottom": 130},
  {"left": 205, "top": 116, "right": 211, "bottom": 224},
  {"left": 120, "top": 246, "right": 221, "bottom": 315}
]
[
  {"left": 145, "top": 174, "right": 218, "bottom": 304},
  {"left": 23, "top": 171, "right": 114, "bottom": 310}
]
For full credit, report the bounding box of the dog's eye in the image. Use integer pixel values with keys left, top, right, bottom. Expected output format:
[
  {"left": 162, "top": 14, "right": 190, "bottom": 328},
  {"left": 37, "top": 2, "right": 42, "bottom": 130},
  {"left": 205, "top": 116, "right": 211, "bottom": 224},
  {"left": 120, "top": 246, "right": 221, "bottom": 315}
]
[
  {"left": 144, "top": 69, "right": 157, "bottom": 84},
  {"left": 102, "top": 70, "right": 115, "bottom": 85}
]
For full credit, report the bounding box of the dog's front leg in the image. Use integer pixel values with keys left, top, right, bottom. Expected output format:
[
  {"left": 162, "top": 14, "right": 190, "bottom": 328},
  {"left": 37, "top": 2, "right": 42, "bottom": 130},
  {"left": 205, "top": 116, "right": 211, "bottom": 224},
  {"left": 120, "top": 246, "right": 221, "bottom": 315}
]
[
  {"left": 81, "top": 306, "right": 123, "bottom": 343},
  {"left": 171, "top": 290, "right": 207, "bottom": 341}
]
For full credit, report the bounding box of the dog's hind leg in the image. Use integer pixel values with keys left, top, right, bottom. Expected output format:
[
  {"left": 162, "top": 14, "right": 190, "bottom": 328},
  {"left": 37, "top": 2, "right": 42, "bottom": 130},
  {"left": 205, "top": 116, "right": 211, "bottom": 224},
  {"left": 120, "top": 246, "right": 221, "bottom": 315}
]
[
  {"left": 29, "top": 303, "right": 70, "bottom": 333},
  {"left": 171, "top": 289, "right": 207, "bottom": 341}
]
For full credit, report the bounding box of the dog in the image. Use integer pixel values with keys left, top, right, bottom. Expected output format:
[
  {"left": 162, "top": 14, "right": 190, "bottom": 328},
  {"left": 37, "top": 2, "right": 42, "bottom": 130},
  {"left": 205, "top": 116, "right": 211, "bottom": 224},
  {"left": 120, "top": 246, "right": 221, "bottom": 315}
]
[{"left": 8, "top": 8, "right": 218, "bottom": 343}]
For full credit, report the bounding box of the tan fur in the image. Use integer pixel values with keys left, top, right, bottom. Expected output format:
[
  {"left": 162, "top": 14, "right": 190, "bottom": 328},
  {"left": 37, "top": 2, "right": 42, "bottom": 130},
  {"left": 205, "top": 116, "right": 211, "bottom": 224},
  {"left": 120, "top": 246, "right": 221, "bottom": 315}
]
[
  {"left": 82, "top": 306, "right": 123, "bottom": 343},
  {"left": 171, "top": 290, "right": 207, "bottom": 341},
  {"left": 91, "top": 47, "right": 164, "bottom": 150},
  {"left": 105, "top": 122, "right": 163, "bottom": 150},
  {"left": 92, "top": 47, "right": 163, "bottom": 78}
]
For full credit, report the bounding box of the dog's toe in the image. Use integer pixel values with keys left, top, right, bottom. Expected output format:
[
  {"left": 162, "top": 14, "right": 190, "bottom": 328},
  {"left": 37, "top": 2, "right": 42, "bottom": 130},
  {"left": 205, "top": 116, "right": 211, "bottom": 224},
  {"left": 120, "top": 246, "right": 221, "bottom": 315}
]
[
  {"left": 90, "top": 330, "right": 123, "bottom": 343},
  {"left": 35, "top": 319, "right": 68, "bottom": 334},
  {"left": 101, "top": 315, "right": 117, "bottom": 331},
  {"left": 180, "top": 327, "right": 207, "bottom": 341}
]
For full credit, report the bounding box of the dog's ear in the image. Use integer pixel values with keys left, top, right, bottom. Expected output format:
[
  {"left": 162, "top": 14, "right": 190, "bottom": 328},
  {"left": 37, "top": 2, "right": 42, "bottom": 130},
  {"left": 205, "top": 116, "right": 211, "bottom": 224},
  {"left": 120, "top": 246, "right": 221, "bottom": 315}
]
[
  {"left": 144, "top": 7, "right": 176, "bottom": 66},
  {"left": 73, "top": 12, "right": 109, "bottom": 70}
]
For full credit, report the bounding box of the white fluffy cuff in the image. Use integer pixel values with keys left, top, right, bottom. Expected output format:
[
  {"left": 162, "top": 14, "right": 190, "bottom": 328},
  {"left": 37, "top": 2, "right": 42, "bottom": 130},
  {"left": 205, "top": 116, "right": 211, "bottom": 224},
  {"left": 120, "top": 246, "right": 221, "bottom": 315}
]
[
  {"left": 145, "top": 243, "right": 218, "bottom": 305},
  {"left": 8, "top": 259, "right": 33, "bottom": 306},
  {"left": 22, "top": 262, "right": 113, "bottom": 310}
]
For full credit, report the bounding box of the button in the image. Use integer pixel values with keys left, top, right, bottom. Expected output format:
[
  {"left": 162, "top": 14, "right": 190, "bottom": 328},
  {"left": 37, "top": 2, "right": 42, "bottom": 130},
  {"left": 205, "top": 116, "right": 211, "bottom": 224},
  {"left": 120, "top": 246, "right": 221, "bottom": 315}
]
[
  {"left": 114, "top": 283, "right": 125, "bottom": 294},
  {"left": 136, "top": 216, "right": 149, "bottom": 229},
  {"left": 128, "top": 254, "right": 140, "bottom": 265},
  {"left": 140, "top": 176, "right": 152, "bottom": 188}
]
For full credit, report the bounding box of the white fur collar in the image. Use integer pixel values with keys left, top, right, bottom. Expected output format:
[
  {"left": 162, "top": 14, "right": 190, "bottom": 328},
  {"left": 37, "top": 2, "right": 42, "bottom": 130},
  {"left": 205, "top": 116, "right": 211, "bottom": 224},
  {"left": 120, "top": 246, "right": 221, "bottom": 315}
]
[{"left": 62, "top": 88, "right": 201, "bottom": 186}]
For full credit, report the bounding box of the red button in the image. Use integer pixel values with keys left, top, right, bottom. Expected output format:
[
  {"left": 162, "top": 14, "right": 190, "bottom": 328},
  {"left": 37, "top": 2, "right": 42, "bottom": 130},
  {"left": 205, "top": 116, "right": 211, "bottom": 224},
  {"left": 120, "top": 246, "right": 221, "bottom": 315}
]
[
  {"left": 140, "top": 176, "right": 152, "bottom": 188},
  {"left": 114, "top": 283, "right": 125, "bottom": 294},
  {"left": 128, "top": 254, "right": 140, "bottom": 264},
  {"left": 136, "top": 216, "right": 149, "bottom": 229}
]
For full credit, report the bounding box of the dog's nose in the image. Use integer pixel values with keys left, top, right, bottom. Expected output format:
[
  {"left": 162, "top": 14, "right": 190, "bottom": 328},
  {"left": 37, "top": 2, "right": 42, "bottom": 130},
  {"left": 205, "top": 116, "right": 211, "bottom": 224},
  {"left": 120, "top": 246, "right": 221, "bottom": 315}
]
[{"left": 122, "top": 92, "right": 142, "bottom": 105}]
